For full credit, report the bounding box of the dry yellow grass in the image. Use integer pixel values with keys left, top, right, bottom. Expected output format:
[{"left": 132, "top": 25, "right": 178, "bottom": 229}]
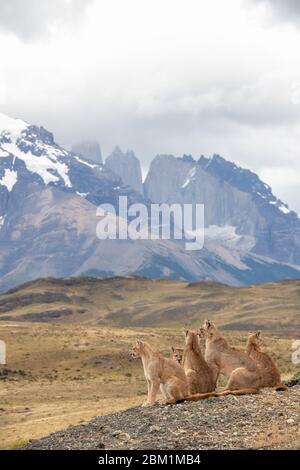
[{"left": 0, "top": 321, "right": 298, "bottom": 450}]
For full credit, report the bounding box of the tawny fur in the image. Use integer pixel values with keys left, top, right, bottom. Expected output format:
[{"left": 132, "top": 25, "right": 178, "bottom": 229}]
[
  {"left": 131, "top": 340, "right": 188, "bottom": 405},
  {"left": 182, "top": 330, "right": 215, "bottom": 394},
  {"left": 132, "top": 340, "right": 217, "bottom": 405},
  {"left": 246, "top": 332, "right": 288, "bottom": 391},
  {"left": 199, "top": 320, "right": 261, "bottom": 393},
  {"left": 214, "top": 387, "right": 259, "bottom": 397}
]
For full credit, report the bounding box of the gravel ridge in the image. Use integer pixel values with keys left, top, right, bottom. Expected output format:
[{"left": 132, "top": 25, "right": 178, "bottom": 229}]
[{"left": 22, "top": 386, "right": 300, "bottom": 450}]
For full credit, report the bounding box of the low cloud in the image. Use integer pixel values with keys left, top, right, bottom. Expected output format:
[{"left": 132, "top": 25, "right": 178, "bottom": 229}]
[
  {"left": 0, "top": 0, "right": 93, "bottom": 41},
  {"left": 252, "top": 0, "right": 300, "bottom": 26},
  {"left": 1, "top": 0, "right": 300, "bottom": 213}
]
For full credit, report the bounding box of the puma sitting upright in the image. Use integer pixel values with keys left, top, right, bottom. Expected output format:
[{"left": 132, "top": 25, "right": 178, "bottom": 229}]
[
  {"left": 246, "top": 332, "right": 287, "bottom": 391},
  {"left": 199, "top": 320, "right": 261, "bottom": 396},
  {"left": 132, "top": 339, "right": 217, "bottom": 405},
  {"left": 182, "top": 330, "right": 215, "bottom": 394},
  {"left": 171, "top": 347, "right": 184, "bottom": 364},
  {"left": 131, "top": 340, "right": 188, "bottom": 405}
]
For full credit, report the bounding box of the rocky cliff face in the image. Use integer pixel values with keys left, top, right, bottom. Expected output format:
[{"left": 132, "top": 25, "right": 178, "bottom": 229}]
[
  {"left": 71, "top": 141, "right": 103, "bottom": 165},
  {"left": 105, "top": 147, "right": 144, "bottom": 195},
  {"left": 144, "top": 154, "right": 300, "bottom": 265}
]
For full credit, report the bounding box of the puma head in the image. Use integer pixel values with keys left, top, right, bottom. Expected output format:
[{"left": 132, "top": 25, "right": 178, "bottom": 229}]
[
  {"left": 171, "top": 347, "right": 184, "bottom": 364},
  {"left": 184, "top": 329, "right": 199, "bottom": 348},
  {"left": 131, "top": 339, "right": 145, "bottom": 358},
  {"left": 248, "top": 331, "right": 262, "bottom": 349},
  {"left": 201, "top": 319, "right": 217, "bottom": 338},
  {"left": 197, "top": 327, "right": 205, "bottom": 338}
]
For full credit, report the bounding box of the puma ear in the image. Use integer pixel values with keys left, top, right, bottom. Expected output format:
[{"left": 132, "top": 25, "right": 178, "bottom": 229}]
[
  {"left": 137, "top": 339, "right": 144, "bottom": 347},
  {"left": 256, "top": 331, "right": 261, "bottom": 338},
  {"left": 183, "top": 328, "right": 189, "bottom": 336},
  {"left": 171, "top": 347, "right": 175, "bottom": 352},
  {"left": 206, "top": 319, "right": 212, "bottom": 328}
]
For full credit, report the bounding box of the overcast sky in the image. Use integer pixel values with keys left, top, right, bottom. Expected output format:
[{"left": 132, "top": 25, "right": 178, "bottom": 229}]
[{"left": 0, "top": 0, "right": 300, "bottom": 212}]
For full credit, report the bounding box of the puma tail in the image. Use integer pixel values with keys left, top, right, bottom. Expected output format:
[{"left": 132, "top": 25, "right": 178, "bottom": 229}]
[
  {"left": 175, "top": 391, "right": 216, "bottom": 403},
  {"left": 214, "top": 387, "right": 259, "bottom": 397},
  {"left": 184, "top": 391, "right": 216, "bottom": 402}
]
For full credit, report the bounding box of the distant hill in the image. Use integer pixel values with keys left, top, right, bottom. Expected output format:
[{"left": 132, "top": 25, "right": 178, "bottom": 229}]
[{"left": 0, "top": 276, "right": 299, "bottom": 330}]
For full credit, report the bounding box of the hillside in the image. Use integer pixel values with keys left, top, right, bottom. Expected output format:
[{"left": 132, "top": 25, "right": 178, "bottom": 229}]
[
  {"left": 0, "top": 320, "right": 298, "bottom": 450},
  {"left": 1, "top": 276, "right": 299, "bottom": 449},
  {"left": 22, "top": 387, "right": 300, "bottom": 450},
  {"left": 1, "top": 276, "right": 300, "bottom": 330}
]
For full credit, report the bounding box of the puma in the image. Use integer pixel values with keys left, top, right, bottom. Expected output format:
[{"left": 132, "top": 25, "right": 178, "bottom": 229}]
[
  {"left": 182, "top": 330, "right": 215, "bottom": 394},
  {"left": 246, "top": 332, "right": 288, "bottom": 391},
  {"left": 131, "top": 340, "right": 188, "bottom": 405},
  {"left": 199, "top": 320, "right": 261, "bottom": 396},
  {"left": 132, "top": 340, "right": 216, "bottom": 405}
]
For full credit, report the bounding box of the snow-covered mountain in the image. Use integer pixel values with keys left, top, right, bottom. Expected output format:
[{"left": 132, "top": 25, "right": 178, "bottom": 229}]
[
  {"left": 0, "top": 113, "right": 299, "bottom": 291},
  {"left": 0, "top": 113, "right": 144, "bottom": 208}
]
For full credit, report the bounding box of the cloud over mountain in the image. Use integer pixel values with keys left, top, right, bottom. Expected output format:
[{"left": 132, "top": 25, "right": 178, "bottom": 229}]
[
  {"left": 0, "top": 0, "right": 300, "bottom": 213},
  {"left": 252, "top": 0, "right": 300, "bottom": 25},
  {"left": 0, "top": 0, "right": 92, "bottom": 41}
]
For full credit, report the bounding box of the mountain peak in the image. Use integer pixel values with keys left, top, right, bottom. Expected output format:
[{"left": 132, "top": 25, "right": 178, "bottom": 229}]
[
  {"left": 198, "top": 153, "right": 270, "bottom": 195},
  {"left": 110, "top": 146, "right": 124, "bottom": 157},
  {"left": 0, "top": 112, "right": 28, "bottom": 136},
  {"left": 71, "top": 140, "right": 103, "bottom": 164},
  {"left": 106, "top": 147, "right": 143, "bottom": 194},
  {"left": 180, "top": 154, "right": 195, "bottom": 164}
]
